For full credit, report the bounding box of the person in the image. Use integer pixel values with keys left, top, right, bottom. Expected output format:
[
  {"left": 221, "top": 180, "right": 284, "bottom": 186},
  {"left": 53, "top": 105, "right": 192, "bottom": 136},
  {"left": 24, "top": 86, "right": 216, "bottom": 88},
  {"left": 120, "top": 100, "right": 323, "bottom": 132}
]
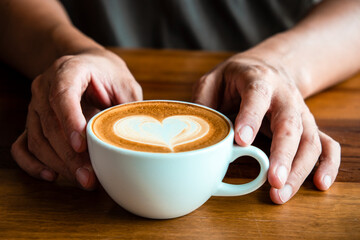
[{"left": 1, "top": 0, "right": 359, "bottom": 205}]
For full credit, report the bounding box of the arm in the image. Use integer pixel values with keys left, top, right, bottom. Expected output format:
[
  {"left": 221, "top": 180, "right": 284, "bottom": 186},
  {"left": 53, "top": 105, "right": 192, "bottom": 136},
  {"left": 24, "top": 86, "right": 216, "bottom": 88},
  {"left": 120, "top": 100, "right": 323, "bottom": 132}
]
[
  {"left": 1, "top": 0, "right": 142, "bottom": 189},
  {"left": 244, "top": 0, "right": 360, "bottom": 97},
  {"left": 0, "top": 0, "right": 101, "bottom": 78},
  {"left": 193, "top": 0, "right": 359, "bottom": 204}
]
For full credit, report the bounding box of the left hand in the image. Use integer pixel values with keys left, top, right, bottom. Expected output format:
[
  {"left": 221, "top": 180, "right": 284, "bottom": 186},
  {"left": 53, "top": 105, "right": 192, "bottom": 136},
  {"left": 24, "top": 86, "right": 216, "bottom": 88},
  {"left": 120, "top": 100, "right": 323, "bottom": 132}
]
[
  {"left": 11, "top": 48, "right": 142, "bottom": 189},
  {"left": 192, "top": 53, "right": 341, "bottom": 204}
]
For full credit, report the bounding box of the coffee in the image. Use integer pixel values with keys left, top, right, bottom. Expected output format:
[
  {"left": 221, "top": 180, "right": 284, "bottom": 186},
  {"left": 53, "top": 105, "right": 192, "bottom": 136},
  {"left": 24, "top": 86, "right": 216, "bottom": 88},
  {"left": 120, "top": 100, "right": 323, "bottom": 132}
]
[
  {"left": 92, "top": 101, "right": 230, "bottom": 153},
  {"left": 87, "top": 100, "right": 269, "bottom": 219}
]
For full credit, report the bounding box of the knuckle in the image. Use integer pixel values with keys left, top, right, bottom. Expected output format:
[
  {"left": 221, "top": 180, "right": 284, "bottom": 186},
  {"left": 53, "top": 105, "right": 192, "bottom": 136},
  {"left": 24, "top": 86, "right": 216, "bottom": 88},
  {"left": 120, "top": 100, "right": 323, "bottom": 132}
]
[
  {"left": 61, "top": 112, "right": 74, "bottom": 129},
  {"left": 284, "top": 80, "right": 301, "bottom": 95},
  {"left": 245, "top": 80, "right": 273, "bottom": 100},
  {"left": 320, "top": 137, "right": 341, "bottom": 167},
  {"left": 272, "top": 110, "right": 303, "bottom": 137},
  {"left": 325, "top": 136, "right": 341, "bottom": 152},
  {"left": 49, "top": 57, "right": 82, "bottom": 106},
  {"left": 279, "top": 114, "right": 303, "bottom": 137},
  {"left": 53, "top": 55, "right": 76, "bottom": 70},
  {"left": 303, "top": 131, "right": 322, "bottom": 156},
  {"left": 197, "top": 75, "right": 210, "bottom": 87},
  {"left": 320, "top": 154, "right": 339, "bottom": 169},
  {"left": 116, "top": 56, "right": 127, "bottom": 67},
  {"left": 10, "top": 141, "right": 20, "bottom": 158},
  {"left": 48, "top": 87, "right": 70, "bottom": 109},
  {"left": 10, "top": 141, "right": 39, "bottom": 175},
  {"left": 246, "top": 64, "right": 271, "bottom": 77},
  {"left": 61, "top": 57, "right": 83, "bottom": 71},
  {"left": 133, "top": 82, "right": 143, "bottom": 99},
  {"left": 62, "top": 151, "right": 83, "bottom": 175},
  {"left": 192, "top": 75, "right": 213, "bottom": 102},
  {"left": 292, "top": 166, "right": 309, "bottom": 182},
  {"left": 30, "top": 75, "right": 42, "bottom": 97},
  {"left": 64, "top": 149, "right": 77, "bottom": 162},
  {"left": 49, "top": 91, "right": 64, "bottom": 110},
  {"left": 272, "top": 149, "right": 294, "bottom": 164},
  {"left": 41, "top": 114, "right": 60, "bottom": 140},
  {"left": 242, "top": 109, "right": 263, "bottom": 124},
  {"left": 230, "top": 62, "right": 271, "bottom": 78}
]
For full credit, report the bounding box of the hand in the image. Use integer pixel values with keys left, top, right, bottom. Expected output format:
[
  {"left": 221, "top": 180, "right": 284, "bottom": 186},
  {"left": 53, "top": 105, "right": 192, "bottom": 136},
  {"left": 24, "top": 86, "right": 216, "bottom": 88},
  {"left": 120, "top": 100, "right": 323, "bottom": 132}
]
[
  {"left": 11, "top": 48, "right": 143, "bottom": 189},
  {"left": 193, "top": 53, "right": 340, "bottom": 204}
]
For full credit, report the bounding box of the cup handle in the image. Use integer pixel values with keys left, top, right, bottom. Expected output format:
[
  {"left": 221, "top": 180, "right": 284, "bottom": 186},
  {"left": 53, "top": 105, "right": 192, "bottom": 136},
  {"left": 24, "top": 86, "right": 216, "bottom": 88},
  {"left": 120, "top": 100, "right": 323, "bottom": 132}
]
[{"left": 213, "top": 145, "right": 269, "bottom": 196}]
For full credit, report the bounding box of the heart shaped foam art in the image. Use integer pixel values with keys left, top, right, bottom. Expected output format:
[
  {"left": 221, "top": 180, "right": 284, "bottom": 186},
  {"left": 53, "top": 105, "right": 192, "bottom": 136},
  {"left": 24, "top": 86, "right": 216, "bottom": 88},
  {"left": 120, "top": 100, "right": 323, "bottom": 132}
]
[{"left": 113, "top": 115, "right": 210, "bottom": 151}]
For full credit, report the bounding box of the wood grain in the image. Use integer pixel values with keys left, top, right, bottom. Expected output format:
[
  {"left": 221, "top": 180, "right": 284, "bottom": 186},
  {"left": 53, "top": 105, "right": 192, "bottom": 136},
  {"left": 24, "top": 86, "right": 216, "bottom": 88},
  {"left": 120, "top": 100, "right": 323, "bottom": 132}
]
[
  {"left": 1, "top": 169, "right": 359, "bottom": 240},
  {"left": 0, "top": 49, "right": 359, "bottom": 239}
]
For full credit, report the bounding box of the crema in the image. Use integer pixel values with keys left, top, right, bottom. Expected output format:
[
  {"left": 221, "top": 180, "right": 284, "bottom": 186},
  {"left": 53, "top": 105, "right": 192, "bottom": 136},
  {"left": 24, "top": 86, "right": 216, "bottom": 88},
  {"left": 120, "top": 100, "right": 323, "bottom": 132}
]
[{"left": 92, "top": 101, "right": 230, "bottom": 153}]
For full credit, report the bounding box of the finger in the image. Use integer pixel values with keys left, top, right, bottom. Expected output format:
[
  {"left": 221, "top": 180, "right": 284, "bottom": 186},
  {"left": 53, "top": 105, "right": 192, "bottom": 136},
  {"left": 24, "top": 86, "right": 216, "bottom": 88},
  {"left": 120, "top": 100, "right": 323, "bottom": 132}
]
[
  {"left": 192, "top": 70, "right": 224, "bottom": 109},
  {"left": 88, "top": 49, "right": 143, "bottom": 104},
  {"left": 32, "top": 102, "right": 97, "bottom": 189},
  {"left": 28, "top": 100, "right": 93, "bottom": 187},
  {"left": 234, "top": 79, "right": 273, "bottom": 146},
  {"left": 267, "top": 102, "right": 303, "bottom": 189},
  {"left": 270, "top": 110, "right": 321, "bottom": 204},
  {"left": 74, "top": 153, "right": 98, "bottom": 190},
  {"left": 11, "top": 131, "right": 57, "bottom": 182},
  {"left": 26, "top": 105, "right": 73, "bottom": 181},
  {"left": 48, "top": 60, "right": 88, "bottom": 153},
  {"left": 111, "top": 71, "right": 143, "bottom": 104},
  {"left": 313, "top": 131, "right": 341, "bottom": 191}
]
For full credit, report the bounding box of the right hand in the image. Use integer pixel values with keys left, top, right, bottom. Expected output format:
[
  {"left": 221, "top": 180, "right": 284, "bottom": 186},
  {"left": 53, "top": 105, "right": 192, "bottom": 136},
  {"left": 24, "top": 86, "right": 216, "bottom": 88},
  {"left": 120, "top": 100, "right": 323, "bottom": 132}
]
[
  {"left": 11, "top": 48, "right": 143, "bottom": 189},
  {"left": 192, "top": 53, "right": 341, "bottom": 204}
]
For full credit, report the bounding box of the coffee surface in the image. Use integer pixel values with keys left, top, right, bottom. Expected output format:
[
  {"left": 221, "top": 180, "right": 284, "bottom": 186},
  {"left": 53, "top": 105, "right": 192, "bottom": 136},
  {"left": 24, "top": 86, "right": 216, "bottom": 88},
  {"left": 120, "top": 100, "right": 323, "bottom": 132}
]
[{"left": 92, "top": 101, "right": 230, "bottom": 153}]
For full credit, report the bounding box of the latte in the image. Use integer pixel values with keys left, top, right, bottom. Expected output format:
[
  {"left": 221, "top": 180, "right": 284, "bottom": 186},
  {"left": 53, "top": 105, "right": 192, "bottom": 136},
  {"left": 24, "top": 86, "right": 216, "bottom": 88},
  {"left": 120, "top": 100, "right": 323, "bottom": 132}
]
[{"left": 92, "top": 101, "right": 230, "bottom": 153}]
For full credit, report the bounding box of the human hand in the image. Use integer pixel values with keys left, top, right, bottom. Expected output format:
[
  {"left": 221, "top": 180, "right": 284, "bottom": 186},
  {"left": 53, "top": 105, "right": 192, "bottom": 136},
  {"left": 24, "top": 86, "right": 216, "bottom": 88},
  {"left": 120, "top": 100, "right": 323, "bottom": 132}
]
[
  {"left": 11, "top": 48, "right": 142, "bottom": 189},
  {"left": 192, "top": 53, "right": 340, "bottom": 204}
]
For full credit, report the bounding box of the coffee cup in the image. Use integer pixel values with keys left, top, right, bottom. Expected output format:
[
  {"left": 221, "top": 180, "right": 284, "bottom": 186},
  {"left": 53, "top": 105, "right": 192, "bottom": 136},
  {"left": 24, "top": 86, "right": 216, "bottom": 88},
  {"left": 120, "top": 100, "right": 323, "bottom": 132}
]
[{"left": 86, "top": 100, "right": 269, "bottom": 219}]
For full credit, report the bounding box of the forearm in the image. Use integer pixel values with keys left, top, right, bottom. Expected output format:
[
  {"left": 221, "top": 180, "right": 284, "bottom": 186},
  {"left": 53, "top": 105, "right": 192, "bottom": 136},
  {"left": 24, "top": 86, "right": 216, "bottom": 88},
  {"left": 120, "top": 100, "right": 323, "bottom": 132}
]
[
  {"left": 244, "top": 0, "right": 360, "bottom": 98},
  {"left": 0, "top": 0, "right": 102, "bottom": 78}
]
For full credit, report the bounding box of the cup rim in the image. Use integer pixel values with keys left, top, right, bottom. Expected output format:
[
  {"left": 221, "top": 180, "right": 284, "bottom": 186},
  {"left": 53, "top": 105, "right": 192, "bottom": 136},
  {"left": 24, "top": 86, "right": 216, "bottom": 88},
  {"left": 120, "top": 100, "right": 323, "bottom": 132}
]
[{"left": 86, "top": 100, "right": 234, "bottom": 156}]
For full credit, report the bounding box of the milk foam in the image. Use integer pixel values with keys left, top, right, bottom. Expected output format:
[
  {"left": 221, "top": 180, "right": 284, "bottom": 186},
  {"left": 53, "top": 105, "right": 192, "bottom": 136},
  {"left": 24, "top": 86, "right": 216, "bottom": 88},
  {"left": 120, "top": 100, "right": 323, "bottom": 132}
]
[{"left": 113, "top": 115, "right": 210, "bottom": 151}]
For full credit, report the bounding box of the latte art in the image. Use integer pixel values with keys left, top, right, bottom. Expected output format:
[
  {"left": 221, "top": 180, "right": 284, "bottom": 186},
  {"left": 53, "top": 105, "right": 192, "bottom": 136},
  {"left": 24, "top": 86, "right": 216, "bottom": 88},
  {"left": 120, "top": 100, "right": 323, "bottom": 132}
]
[
  {"left": 113, "top": 115, "right": 210, "bottom": 151},
  {"left": 92, "top": 101, "right": 229, "bottom": 153}
]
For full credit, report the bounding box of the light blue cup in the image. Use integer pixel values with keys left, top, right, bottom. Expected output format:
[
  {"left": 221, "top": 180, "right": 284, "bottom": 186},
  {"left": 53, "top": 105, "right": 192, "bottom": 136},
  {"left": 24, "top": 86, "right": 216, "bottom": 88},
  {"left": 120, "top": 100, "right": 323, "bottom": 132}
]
[{"left": 87, "top": 101, "right": 269, "bottom": 219}]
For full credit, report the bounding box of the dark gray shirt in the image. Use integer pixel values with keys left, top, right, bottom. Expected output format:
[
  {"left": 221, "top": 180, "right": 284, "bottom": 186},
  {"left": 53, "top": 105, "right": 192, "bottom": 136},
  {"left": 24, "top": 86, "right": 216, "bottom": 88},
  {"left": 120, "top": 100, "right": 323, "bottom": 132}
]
[{"left": 61, "top": 0, "right": 319, "bottom": 51}]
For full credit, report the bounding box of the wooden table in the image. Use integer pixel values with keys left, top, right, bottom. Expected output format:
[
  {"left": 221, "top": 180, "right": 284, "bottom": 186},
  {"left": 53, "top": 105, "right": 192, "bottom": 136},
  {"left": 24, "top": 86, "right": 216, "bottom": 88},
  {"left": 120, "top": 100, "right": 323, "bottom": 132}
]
[{"left": 1, "top": 49, "right": 359, "bottom": 239}]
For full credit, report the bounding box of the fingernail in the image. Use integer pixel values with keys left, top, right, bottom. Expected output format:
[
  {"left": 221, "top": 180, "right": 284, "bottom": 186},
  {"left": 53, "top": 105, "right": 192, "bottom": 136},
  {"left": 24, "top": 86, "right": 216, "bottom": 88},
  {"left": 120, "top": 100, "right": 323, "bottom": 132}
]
[
  {"left": 323, "top": 175, "right": 332, "bottom": 189},
  {"left": 40, "top": 169, "right": 54, "bottom": 182},
  {"left": 239, "top": 125, "right": 253, "bottom": 145},
  {"left": 277, "top": 165, "right": 288, "bottom": 186},
  {"left": 76, "top": 167, "right": 90, "bottom": 188},
  {"left": 71, "top": 131, "right": 83, "bottom": 152},
  {"left": 279, "top": 184, "right": 293, "bottom": 203}
]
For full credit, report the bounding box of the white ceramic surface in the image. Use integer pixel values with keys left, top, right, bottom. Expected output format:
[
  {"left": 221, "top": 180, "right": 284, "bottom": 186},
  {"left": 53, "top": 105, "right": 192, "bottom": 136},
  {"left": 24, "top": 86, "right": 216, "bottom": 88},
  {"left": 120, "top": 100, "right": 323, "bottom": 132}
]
[{"left": 87, "top": 101, "right": 269, "bottom": 219}]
